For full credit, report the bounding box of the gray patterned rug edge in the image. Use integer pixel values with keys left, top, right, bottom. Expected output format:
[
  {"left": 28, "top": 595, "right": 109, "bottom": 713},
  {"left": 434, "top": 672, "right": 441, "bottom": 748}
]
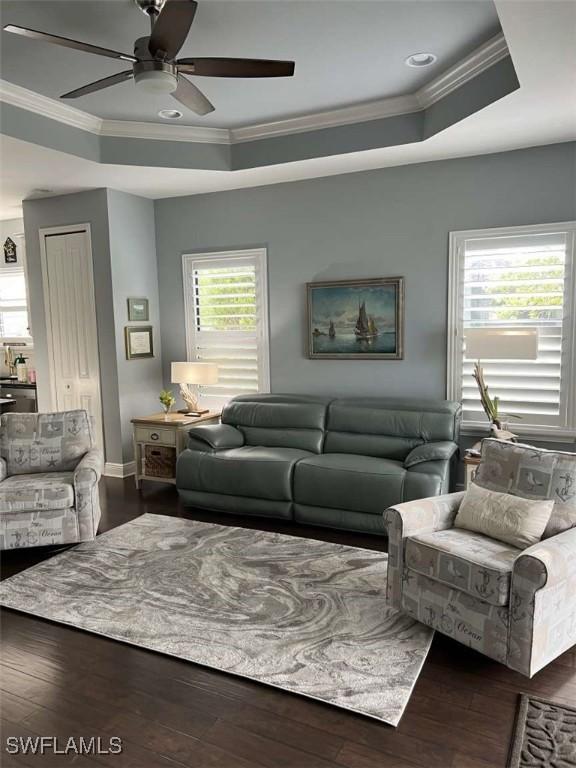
[
  {"left": 0, "top": 513, "right": 434, "bottom": 726},
  {"left": 508, "top": 694, "right": 576, "bottom": 768}
]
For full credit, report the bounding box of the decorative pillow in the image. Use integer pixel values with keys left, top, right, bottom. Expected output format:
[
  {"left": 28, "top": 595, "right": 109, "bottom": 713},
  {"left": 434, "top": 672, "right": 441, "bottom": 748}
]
[
  {"left": 454, "top": 482, "right": 554, "bottom": 549},
  {"left": 474, "top": 439, "right": 576, "bottom": 539}
]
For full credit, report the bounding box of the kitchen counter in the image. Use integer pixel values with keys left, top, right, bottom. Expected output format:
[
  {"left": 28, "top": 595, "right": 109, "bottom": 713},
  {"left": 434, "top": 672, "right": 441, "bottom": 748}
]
[{"left": 0, "top": 379, "right": 37, "bottom": 389}]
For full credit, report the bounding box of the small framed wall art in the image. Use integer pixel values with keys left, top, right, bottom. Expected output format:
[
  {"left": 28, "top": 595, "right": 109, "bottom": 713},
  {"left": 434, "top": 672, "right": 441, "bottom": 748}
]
[
  {"left": 307, "top": 276, "right": 404, "bottom": 359},
  {"left": 125, "top": 325, "right": 154, "bottom": 360},
  {"left": 4, "top": 237, "right": 17, "bottom": 264},
  {"left": 127, "top": 297, "right": 149, "bottom": 321}
]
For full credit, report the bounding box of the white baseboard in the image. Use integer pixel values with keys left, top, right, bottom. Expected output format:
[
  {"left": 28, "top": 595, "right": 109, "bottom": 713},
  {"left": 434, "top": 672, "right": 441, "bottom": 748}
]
[{"left": 104, "top": 461, "right": 136, "bottom": 478}]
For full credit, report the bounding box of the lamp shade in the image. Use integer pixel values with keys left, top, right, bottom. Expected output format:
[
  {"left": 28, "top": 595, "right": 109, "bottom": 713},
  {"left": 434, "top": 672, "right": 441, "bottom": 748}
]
[
  {"left": 464, "top": 327, "right": 538, "bottom": 360},
  {"left": 171, "top": 361, "right": 218, "bottom": 385}
]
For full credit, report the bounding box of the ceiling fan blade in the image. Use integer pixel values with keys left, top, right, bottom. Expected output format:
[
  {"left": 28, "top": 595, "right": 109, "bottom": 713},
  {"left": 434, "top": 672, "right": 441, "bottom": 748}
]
[
  {"left": 172, "top": 75, "right": 214, "bottom": 115},
  {"left": 177, "top": 57, "right": 295, "bottom": 78},
  {"left": 61, "top": 70, "right": 134, "bottom": 99},
  {"left": 3, "top": 24, "right": 136, "bottom": 62},
  {"left": 148, "top": 0, "right": 197, "bottom": 60}
]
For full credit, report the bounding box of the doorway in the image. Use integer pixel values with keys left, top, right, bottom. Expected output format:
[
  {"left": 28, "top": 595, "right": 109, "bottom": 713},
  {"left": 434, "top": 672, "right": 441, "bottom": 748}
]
[{"left": 39, "top": 224, "right": 104, "bottom": 451}]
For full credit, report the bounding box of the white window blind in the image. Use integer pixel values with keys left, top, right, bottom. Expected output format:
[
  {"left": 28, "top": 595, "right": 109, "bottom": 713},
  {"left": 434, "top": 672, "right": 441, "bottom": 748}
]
[
  {"left": 448, "top": 223, "right": 576, "bottom": 438},
  {"left": 183, "top": 249, "right": 270, "bottom": 411},
  {"left": 0, "top": 266, "right": 31, "bottom": 342}
]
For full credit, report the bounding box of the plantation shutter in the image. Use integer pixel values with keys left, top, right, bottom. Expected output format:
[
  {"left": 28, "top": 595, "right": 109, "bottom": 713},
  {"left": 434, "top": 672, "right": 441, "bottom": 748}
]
[
  {"left": 449, "top": 225, "right": 576, "bottom": 436},
  {"left": 183, "top": 250, "right": 269, "bottom": 410}
]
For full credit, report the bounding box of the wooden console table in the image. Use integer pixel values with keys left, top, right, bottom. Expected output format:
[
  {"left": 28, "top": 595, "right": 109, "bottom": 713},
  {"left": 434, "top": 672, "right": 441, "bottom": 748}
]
[{"left": 132, "top": 411, "right": 220, "bottom": 488}]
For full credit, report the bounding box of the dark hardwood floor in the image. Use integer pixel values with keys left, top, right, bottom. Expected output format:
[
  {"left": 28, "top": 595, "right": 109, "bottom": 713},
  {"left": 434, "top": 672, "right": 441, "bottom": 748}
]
[{"left": 1, "top": 477, "right": 575, "bottom": 768}]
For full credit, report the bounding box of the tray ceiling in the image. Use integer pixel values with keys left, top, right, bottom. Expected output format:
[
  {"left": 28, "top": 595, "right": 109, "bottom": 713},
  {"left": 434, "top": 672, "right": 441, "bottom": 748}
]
[{"left": 0, "top": 0, "right": 501, "bottom": 128}]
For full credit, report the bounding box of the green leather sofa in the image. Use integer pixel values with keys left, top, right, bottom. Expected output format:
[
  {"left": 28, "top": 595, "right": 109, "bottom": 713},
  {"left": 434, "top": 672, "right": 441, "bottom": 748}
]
[{"left": 176, "top": 394, "right": 461, "bottom": 534}]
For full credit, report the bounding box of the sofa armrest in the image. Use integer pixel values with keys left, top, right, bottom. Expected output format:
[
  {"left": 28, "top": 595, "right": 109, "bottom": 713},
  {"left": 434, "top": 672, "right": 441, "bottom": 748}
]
[
  {"left": 384, "top": 492, "right": 465, "bottom": 607},
  {"left": 509, "top": 526, "right": 576, "bottom": 676},
  {"left": 404, "top": 441, "right": 459, "bottom": 468},
  {"left": 73, "top": 448, "right": 103, "bottom": 541},
  {"left": 0, "top": 457, "right": 6, "bottom": 483},
  {"left": 187, "top": 424, "right": 244, "bottom": 452}
]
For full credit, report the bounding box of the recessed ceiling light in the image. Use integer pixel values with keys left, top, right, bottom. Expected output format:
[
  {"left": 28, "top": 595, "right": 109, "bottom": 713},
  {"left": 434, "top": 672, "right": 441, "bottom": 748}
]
[
  {"left": 158, "top": 109, "right": 183, "bottom": 120},
  {"left": 405, "top": 52, "right": 437, "bottom": 68}
]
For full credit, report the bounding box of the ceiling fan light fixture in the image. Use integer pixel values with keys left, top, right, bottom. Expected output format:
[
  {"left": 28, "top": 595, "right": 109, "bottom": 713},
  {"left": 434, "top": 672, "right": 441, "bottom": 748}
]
[
  {"left": 405, "top": 52, "right": 437, "bottom": 68},
  {"left": 134, "top": 68, "right": 178, "bottom": 94}
]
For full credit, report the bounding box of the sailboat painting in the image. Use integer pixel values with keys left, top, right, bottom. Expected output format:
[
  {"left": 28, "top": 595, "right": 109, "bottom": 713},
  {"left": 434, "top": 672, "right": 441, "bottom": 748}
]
[{"left": 307, "top": 277, "right": 404, "bottom": 359}]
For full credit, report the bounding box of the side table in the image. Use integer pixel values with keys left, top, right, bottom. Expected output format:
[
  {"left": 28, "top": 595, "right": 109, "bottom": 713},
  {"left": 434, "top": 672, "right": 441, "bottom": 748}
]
[
  {"left": 132, "top": 411, "right": 220, "bottom": 489},
  {"left": 463, "top": 441, "right": 482, "bottom": 489}
]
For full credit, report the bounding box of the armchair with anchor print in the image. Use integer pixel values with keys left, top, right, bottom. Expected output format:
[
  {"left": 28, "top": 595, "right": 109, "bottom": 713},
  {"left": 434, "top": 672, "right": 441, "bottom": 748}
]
[
  {"left": 0, "top": 410, "right": 103, "bottom": 549},
  {"left": 384, "top": 439, "right": 576, "bottom": 677}
]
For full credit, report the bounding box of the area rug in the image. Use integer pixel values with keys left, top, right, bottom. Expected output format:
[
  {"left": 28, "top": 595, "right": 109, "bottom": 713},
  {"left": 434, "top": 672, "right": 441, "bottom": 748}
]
[
  {"left": 0, "top": 513, "right": 433, "bottom": 725},
  {"left": 508, "top": 694, "right": 576, "bottom": 767}
]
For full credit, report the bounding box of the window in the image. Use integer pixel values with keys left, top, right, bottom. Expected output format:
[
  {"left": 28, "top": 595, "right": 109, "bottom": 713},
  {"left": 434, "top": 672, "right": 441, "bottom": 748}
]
[
  {"left": 0, "top": 266, "right": 31, "bottom": 342},
  {"left": 448, "top": 222, "right": 576, "bottom": 438},
  {"left": 183, "top": 249, "right": 270, "bottom": 410}
]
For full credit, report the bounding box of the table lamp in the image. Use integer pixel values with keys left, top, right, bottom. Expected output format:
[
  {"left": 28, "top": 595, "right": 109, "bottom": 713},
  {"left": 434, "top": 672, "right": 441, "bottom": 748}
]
[
  {"left": 464, "top": 327, "right": 538, "bottom": 431},
  {"left": 171, "top": 362, "right": 218, "bottom": 416}
]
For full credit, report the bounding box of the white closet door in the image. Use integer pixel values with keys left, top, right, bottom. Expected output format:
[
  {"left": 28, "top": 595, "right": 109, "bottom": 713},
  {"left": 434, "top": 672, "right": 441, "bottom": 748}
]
[{"left": 43, "top": 229, "right": 103, "bottom": 450}]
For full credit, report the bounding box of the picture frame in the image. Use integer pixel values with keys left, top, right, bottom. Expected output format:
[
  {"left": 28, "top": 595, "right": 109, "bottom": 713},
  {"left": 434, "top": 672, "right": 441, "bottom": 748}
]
[
  {"left": 4, "top": 237, "right": 17, "bottom": 264},
  {"left": 307, "top": 277, "right": 404, "bottom": 359},
  {"left": 127, "top": 297, "right": 149, "bottom": 321},
  {"left": 125, "top": 325, "right": 154, "bottom": 360}
]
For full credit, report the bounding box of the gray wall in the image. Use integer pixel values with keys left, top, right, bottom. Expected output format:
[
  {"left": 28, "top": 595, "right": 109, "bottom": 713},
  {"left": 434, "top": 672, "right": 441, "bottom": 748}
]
[
  {"left": 107, "top": 190, "right": 163, "bottom": 463},
  {"left": 22, "top": 190, "right": 122, "bottom": 461},
  {"left": 22, "top": 189, "right": 162, "bottom": 465},
  {"left": 155, "top": 142, "right": 576, "bottom": 448}
]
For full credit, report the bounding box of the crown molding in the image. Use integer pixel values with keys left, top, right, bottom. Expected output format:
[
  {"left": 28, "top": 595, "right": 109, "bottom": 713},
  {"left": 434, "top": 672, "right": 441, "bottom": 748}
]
[
  {"left": 229, "top": 33, "right": 509, "bottom": 143},
  {"left": 0, "top": 79, "right": 102, "bottom": 133},
  {"left": 0, "top": 32, "right": 509, "bottom": 146},
  {"left": 99, "top": 119, "right": 229, "bottom": 144},
  {"left": 0, "top": 80, "right": 229, "bottom": 144},
  {"left": 416, "top": 32, "right": 509, "bottom": 108},
  {"left": 230, "top": 93, "right": 420, "bottom": 143}
]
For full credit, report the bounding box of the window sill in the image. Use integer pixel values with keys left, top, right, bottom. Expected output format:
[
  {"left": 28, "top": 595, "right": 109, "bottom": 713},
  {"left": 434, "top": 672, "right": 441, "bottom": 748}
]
[{"left": 460, "top": 423, "right": 576, "bottom": 445}]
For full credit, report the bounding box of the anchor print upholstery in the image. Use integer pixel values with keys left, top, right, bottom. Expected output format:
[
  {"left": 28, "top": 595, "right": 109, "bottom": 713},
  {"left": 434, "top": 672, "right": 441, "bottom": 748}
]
[
  {"left": 0, "top": 410, "right": 94, "bottom": 475},
  {"left": 0, "top": 410, "right": 102, "bottom": 550},
  {"left": 385, "top": 440, "right": 576, "bottom": 677},
  {"left": 474, "top": 438, "right": 576, "bottom": 538}
]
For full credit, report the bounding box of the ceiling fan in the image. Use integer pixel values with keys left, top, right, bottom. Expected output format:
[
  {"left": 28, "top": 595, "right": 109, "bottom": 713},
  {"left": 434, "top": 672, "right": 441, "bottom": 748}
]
[{"left": 3, "top": 0, "right": 295, "bottom": 116}]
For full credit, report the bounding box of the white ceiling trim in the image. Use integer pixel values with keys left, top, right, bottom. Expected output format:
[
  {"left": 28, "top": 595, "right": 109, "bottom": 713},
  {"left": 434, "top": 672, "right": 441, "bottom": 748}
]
[
  {"left": 0, "top": 79, "right": 101, "bottom": 133},
  {"left": 230, "top": 93, "right": 420, "bottom": 142},
  {"left": 0, "top": 33, "right": 509, "bottom": 146},
  {"left": 416, "top": 32, "right": 509, "bottom": 108},
  {"left": 99, "top": 119, "right": 230, "bottom": 144},
  {"left": 232, "top": 33, "right": 509, "bottom": 142}
]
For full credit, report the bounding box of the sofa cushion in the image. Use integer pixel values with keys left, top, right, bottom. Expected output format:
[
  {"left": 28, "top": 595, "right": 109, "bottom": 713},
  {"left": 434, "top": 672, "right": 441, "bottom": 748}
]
[
  {"left": 324, "top": 398, "right": 461, "bottom": 460},
  {"left": 405, "top": 528, "right": 521, "bottom": 606},
  {"left": 474, "top": 438, "right": 576, "bottom": 539},
  {"left": 222, "top": 395, "right": 330, "bottom": 453},
  {"left": 0, "top": 410, "right": 94, "bottom": 475},
  {"left": 176, "top": 446, "right": 313, "bottom": 501},
  {"left": 294, "top": 453, "right": 406, "bottom": 515},
  {"left": 0, "top": 472, "right": 74, "bottom": 513}
]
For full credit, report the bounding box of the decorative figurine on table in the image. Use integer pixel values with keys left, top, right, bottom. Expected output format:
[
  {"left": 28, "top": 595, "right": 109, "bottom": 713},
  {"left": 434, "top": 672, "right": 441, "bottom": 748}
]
[{"left": 472, "top": 361, "right": 519, "bottom": 441}]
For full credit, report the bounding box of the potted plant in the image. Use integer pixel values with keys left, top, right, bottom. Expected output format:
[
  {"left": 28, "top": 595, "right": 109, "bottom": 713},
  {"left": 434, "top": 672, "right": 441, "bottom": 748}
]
[
  {"left": 472, "top": 362, "right": 519, "bottom": 440},
  {"left": 159, "top": 389, "right": 176, "bottom": 420}
]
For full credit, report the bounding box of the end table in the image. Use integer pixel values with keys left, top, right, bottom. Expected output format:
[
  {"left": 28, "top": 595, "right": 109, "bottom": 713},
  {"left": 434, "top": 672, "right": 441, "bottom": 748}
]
[
  {"left": 463, "top": 441, "right": 482, "bottom": 489},
  {"left": 132, "top": 411, "right": 220, "bottom": 489}
]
